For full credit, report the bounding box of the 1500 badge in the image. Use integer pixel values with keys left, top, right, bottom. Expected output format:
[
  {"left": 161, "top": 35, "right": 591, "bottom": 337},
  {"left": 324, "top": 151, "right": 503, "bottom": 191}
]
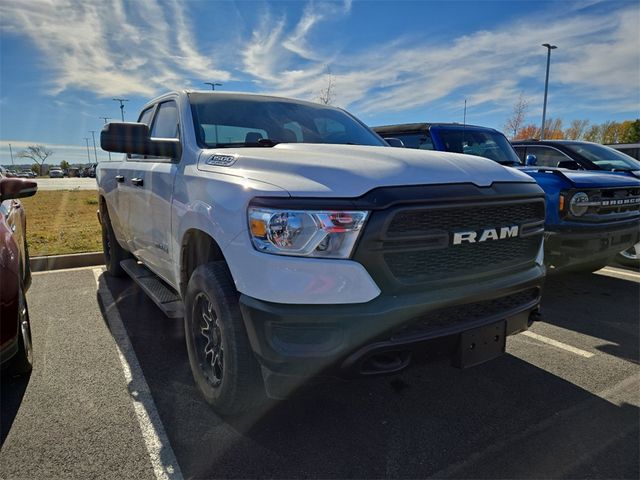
[{"left": 453, "top": 226, "right": 519, "bottom": 245}]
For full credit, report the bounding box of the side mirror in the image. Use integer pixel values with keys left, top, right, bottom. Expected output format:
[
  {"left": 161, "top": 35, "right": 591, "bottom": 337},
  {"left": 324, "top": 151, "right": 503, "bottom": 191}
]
[
  {"left": 101, "top": 122, "right": 181, "bottom": 158},
  {"left": 557, "top": 160, "right": 580, "bottom": 170},
  {"left": 384, "top": 137, "right": 405, "bottom": 148},
  {"left": 525, "top": 154, "right": 537, "bottom": 166},
  {"left": 0, "top": 177, "right": 37, "bottom": 202}
]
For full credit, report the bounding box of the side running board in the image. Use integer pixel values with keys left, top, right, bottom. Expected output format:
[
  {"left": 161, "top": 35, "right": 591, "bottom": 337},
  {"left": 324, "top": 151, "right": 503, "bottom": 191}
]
[{"left": 120, "top": 259, "right": 184, "bottom": 318}]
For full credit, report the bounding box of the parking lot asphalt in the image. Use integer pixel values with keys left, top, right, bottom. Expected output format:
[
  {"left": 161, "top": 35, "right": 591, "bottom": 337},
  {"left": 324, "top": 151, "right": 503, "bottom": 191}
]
[{"left": 1, "top": 265, "right": 638, "bottom": 479}]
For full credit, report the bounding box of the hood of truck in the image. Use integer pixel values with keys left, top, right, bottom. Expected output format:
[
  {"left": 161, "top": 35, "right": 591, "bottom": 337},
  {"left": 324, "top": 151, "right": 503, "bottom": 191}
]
[
  {"left": 519, "top": 167, "right": 640, "bottom": 189},
  {"left": 198, "top": 143, "right": 535, "bottom": 197}
]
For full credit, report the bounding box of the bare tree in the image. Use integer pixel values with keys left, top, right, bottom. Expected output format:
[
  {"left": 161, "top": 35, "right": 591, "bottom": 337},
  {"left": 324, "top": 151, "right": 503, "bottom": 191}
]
[
  {"left": 565, "top": 119, "right": 590, "bottom": 140},
  {"left": 317, "top": 68, "right": 336, "bottom": 105},
  {"left": 18, "top": 145, "right": 53, "bottom": 176},
  {"left": 504, "top": 94, "right": 529, "bottom": 139}
]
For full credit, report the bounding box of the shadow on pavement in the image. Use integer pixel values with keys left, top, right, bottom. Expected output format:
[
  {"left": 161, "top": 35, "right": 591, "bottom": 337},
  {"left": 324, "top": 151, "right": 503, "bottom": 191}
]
[
  {"left": 99, "top": 273, "right": 639, "bottom": 479},
  {"left": 0, "top": 371, "right": 31, "bottom": 446},
  {"left": 542, "top": 271, "right": 639, "bottom": 363}
]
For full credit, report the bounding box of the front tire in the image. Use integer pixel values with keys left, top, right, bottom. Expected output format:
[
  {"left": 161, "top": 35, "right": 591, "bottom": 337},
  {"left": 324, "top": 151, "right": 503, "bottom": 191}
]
[
  {"left": 615, "top": 243, "right": 640, "bottom": 269},
  {"left": 100, "top": 205, "right": 130, "bottom": 277},
  {"left": 184, "top": 262, "right": 265, "bottom": 415},
  {"left": 10, "top": 283, "right": 33, "bottom": 375}
]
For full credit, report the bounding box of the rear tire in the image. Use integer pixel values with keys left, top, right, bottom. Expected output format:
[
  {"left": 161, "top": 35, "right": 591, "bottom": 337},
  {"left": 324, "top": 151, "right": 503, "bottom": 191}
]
[
  {"left": 10, "top": 283, "right": 33, "bottom": 375},
  {"left": 100, "top": 204, "right": 130, "bottom": 277},
  {"left": 184, "top": 261, "right": 265, "bottom": 415}
]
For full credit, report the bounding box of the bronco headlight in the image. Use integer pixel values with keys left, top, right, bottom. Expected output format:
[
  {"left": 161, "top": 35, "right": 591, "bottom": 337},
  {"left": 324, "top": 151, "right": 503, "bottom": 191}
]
[
  {"left": 248, "top": 208, "right": 369, "bottom": 258},
  {"left": 569, "top": 192, "right": 590, "bottom": 216}
]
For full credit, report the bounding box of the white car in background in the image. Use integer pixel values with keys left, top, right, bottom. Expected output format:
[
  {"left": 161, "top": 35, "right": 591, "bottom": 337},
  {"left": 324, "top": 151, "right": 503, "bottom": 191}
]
[{"left": 49, "top": 168, "right": 64, "bottom": 178}]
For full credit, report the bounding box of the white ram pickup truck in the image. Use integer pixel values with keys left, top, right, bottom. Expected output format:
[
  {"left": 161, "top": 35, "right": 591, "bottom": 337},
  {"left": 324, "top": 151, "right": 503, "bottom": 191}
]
[{"left": 98, "top": 91, "right": 546, "bottom": 414}]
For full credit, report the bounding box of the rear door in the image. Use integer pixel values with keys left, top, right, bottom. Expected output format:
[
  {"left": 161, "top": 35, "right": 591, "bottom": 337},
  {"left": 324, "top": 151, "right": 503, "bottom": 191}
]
[{"left": 126, "top": 100, "right": 181, "bottom": 284}]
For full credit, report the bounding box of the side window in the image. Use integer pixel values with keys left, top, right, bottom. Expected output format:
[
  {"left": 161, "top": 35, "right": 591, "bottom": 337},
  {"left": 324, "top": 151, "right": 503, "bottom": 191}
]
[
  {"left": 513, "top": 146, "right": 526, "bottom": 162},
  {"left": 138, "top": 107, "right": 154, "bottom": 126},
  {"left": 150, "top": 102, "right": 179, "bottom": 138},
  {"left": 395, "top": 133, "right": 434, "bottom": 150},
  {"left": 526, "top": 146, "right": 571, "bottom": 167},
  {"left": 129, "top": 107, "right": 156, "bottom": 160}
]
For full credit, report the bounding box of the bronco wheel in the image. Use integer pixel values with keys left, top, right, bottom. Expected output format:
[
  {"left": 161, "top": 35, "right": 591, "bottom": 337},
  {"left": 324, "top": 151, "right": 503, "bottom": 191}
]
[
  {"left": 184, "top": 262, "right": 265, "bottom": 415},
  {"left": 10, "top": 283, "right": 33, "bottom": 375},
  {"left": 615, "top": 242, "right": 640, "bottom": 269},
  {"left": 100, "top": 204, "right": 130, "bottom": 277}
]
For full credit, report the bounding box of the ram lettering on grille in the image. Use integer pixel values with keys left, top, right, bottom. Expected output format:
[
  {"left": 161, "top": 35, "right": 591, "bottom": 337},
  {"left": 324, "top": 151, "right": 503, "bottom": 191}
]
[{"left": 452, "top": 225, "right": 519, "bottom": 245}]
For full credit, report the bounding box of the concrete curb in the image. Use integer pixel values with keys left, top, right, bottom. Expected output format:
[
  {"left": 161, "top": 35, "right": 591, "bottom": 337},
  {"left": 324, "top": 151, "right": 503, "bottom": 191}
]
[{"left": 30, "top": 252, "right": 104, "bottom": 272}]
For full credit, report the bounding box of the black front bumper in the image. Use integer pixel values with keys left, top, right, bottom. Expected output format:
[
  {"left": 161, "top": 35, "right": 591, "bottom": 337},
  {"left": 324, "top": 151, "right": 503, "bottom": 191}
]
[
  {"left": 240, "top": 264, "right": 544, "bottom": 396},
  {"left": 545, "top": 220, "right": 640, "bottom": 269}
]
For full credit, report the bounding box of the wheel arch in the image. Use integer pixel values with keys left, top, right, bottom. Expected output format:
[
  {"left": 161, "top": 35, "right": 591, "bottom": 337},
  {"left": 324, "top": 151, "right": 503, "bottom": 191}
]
[{"left": 179, "top": 229, "right": 227, "bottom": 298}]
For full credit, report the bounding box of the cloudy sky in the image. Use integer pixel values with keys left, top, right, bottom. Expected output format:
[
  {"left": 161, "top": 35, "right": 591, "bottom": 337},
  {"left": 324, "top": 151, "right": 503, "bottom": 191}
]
[{"left": 1, "top": 0, "right": 638, "bottom": 165}]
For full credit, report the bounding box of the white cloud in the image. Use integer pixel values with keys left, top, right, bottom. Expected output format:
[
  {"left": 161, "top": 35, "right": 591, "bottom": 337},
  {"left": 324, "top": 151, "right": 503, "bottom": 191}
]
[
  {"left": 0, "top": 0, "right": 231, "bottom": 98},
  {"left": 1, "top": 0, "right": 637, "bottom": 123},
  {"left": 240, "top": 2, "right": 639, "bottom": 119}
]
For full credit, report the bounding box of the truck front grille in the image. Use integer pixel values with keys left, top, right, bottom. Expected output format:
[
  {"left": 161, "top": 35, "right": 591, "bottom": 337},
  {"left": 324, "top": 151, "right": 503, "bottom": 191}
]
[
  {"left": 384, "top": 236, "right": 541, "bottom": 283},
  {"left": 387, "top": 202, "right": 543, "bottom": 237},
  {"left": 353, "top": 196, "right": 544, "bottom": 293}
]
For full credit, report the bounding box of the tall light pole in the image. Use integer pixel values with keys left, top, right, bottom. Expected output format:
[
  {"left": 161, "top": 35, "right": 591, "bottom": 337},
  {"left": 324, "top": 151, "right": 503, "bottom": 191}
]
[
  {"left": 89, "top": 130, "right": 99, "bottom": 163},
  {"left": 113, "top": 98, "right": 129, "bottom": 121},
  {"left": 204, "top": 82, "right": 222, "bottom": 90},
  {"left": 540, "top": 43, "right": 557, "bottom": 139},
  {"left": 84, "top": 137, "right": 92, "bottom": 163},
  {"left": 99, "top": 116, "right": 112, "bottom": 161},
  {"left": 9, "top": 143, "right": 14, "bottom": 166}
]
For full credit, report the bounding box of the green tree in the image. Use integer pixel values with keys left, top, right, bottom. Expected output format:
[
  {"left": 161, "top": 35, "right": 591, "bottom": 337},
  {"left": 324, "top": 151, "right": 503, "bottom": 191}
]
[
  {"left": 30, "top": 164, "right": 40, "bottom": 175},
  {"left": 583, "top": 124, "right": 603, "bottom": 143},
  {"left": 60, "top": 160, "right": 70, "bottom": 170}
]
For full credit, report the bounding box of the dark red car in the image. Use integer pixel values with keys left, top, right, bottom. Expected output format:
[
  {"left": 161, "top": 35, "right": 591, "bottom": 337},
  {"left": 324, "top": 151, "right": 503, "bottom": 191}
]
[{"left": 0, "top": 174, "right": 37, "bottom": 375}]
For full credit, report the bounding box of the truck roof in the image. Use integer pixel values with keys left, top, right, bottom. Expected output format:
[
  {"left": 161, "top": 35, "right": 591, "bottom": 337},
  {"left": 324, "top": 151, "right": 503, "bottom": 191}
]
[{"left": 372, "top": 123, "right": 500, "bottom": 134}]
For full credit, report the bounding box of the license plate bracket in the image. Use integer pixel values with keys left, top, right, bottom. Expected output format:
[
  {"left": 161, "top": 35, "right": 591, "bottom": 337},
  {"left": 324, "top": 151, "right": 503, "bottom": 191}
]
[{"left": 453, "top": 321, "right": 506, "bottom": 368}]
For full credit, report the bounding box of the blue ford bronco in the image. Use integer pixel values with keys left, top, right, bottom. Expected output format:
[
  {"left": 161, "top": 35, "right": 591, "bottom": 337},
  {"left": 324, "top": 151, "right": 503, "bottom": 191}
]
[{"left": 373, "top": 123, "right": 640, "bottom": 273}]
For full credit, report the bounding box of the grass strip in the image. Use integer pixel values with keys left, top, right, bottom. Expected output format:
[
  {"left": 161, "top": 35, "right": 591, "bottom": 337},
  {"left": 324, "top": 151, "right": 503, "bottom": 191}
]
[{"left": 21, "top": 190, "right": 102, "bottom": 256}]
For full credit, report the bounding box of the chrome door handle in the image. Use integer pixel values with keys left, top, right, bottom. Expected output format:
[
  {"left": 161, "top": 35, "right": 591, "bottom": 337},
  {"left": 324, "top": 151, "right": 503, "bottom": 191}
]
[
  {"left": 131, "top": 178, "right": 144, "bottom": 187},
  {"left": 115, "top": 175, "right": 125, "bottom": 183}
]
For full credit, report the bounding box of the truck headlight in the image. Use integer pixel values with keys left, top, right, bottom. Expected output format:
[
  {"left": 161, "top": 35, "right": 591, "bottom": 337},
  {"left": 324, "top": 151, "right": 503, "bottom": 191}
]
[
  {"left": 248, "top": 208, "right": 369, "bottom": 258},
  {"left": 569, "top": 192, "right": 590, "bottom": 216}
]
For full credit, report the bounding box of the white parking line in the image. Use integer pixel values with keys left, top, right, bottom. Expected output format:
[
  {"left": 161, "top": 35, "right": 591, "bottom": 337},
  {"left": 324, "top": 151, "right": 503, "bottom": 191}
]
[
  {"left": 520, "top": 331, "right": 595, "bottom": 358},
  {"left": 598, "top": 267, "right": 640, "bottom": 282},
  {"left": 93, "top": 268, "right": 183, "bottom": 480}
]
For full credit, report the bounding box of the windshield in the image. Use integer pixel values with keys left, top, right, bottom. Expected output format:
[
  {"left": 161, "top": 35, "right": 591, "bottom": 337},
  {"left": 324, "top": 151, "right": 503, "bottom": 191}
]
[
  {"left": 189, "top": 93, "right": 386, "bottom": 148},
  {"left": 564, "top": 143, "right": 640, "bottom": 171},
  {"left": 434, "top": 127, "right": 521, "bottom": 165}
]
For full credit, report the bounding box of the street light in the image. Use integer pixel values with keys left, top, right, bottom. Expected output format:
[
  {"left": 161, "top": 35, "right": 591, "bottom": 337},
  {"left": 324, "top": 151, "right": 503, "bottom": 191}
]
[
  {"left": 112, "top": 98, "right": 129, "bottom": 121},
  {"left": 84, "top": 137, "right": 92, "bottom": 163},
  {"left": 204, "top": 82, "right": 222, "bottom": 90},
  {"left": 540, "top": 43, "right": 557, "bottom": 139},
  {"left": 89, "top": 130, "right": 99, "bottom": 163}
]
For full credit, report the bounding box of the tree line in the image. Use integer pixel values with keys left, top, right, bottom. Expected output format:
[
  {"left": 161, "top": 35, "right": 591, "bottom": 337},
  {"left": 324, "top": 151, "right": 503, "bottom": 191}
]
[{"left": 503, "top": 95, "right": 639, "bottom": 144}]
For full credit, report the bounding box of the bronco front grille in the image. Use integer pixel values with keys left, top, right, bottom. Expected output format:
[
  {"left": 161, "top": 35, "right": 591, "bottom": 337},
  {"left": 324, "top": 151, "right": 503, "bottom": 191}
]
[{"left": 580, "top": 187, "right": 640, "bottom": 221}]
